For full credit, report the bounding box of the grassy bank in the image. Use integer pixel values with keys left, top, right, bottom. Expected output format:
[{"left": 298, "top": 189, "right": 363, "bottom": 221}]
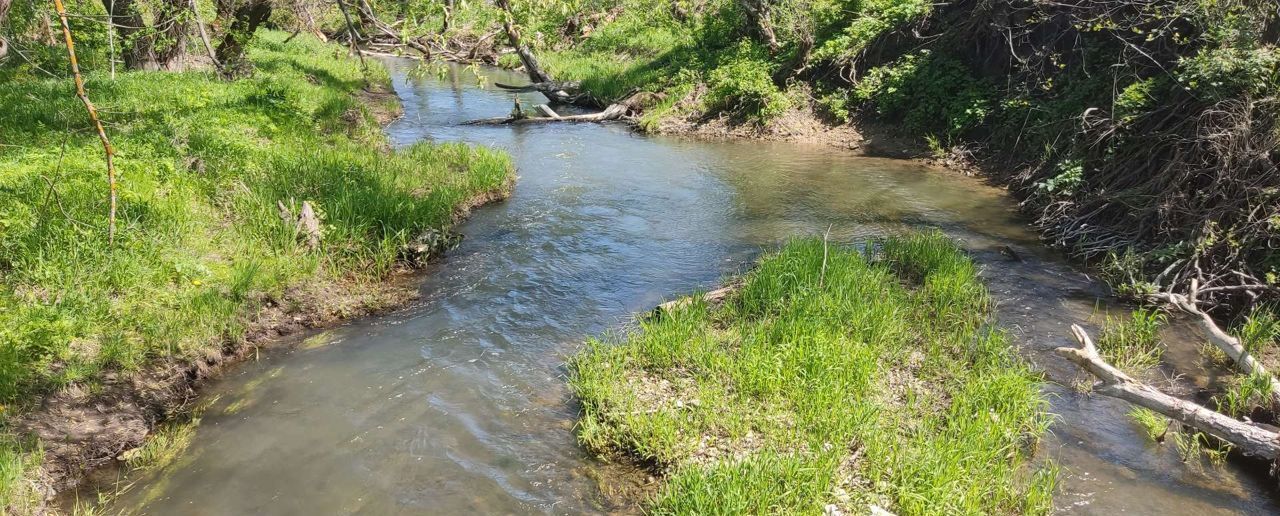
[
  {"left": 570, "top": 232, "right": 1054, "bottom": 514},
  {"left": 0, "top": 30, "right": 513, "bottom": 507}
]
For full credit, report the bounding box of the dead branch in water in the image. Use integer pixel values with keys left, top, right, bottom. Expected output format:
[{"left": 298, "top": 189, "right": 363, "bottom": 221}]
[
  {"left": 1057, "top": 324, "right": 1280, "bottom": 460},
  {"left": 464, "top": 93, "right": 648, "bottom": 125},
  {"left": 53, "top": 0, "right": 118, "bottom": 244},
  {"left": 1151, "top": 280, "right": 1280, "bottom": 413}
]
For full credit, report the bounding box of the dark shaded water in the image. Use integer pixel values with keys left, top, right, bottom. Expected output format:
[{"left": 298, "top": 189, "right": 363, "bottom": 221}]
[{"left": 94, "top": 61, "right": 1278, "bottom": 514}]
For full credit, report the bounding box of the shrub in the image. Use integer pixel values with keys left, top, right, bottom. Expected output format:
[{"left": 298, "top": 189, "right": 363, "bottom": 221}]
[
  {"left": 853, "top": 50, "right": 992, "bottom": 138},
  {"left": 705, "top": 43, "right": 791, "bottom": 124}
]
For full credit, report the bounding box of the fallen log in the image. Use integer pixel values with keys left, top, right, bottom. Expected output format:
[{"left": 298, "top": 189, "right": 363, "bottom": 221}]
[
  {"left": 462, "top": 104, "right": 627, "bottom": 125},
  {"left": 464, "top": 93, "right": 647, "bottom": 125},
  {"left": 1150, "top": 280, "right": 1280, "bottom": 413},
  {"left": 1057, "top": 324, "right": 1280, "bottom": 460},
  {"left": 654, "top": 285, "right": 737, "bottom": 315}
]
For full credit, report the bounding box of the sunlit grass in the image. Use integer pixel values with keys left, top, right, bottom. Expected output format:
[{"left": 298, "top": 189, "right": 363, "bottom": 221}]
[
  {"left": 0, "top": 29, "right": 514, "bottom": 502},
  {"left": 0, "top": 435, "right": 41, "bottom": 513},
  {"left": 570, "top": 231, "right": 1054, "bottom": 514},
  {"left": 1095, "top": 308, "right": 1166, "bottom": 373},
  {"left": 0, "top": 31, "right": 513, "bottom": 407},
  {"left": 1128, "top": 407, "right": 1170, "bottom": 443}
]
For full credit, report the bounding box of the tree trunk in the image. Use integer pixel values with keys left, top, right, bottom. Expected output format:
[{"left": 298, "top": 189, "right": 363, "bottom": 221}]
[
  {"left": 100, "top": 0, "right": 160, "bottom": 70},
  {"left": 191, "top": 0, "right": 220, "bottom": 67},
  {"left": 53, "top": 0, "right": 119, "bottom": 243},
  {"left": 214, "top": 0, "right": 273, "bottom": 77},
  {"left": 494, "top": 0, "right": 553, "bottom": 84},
  {"left": 0, "top": 0, "right": 10, "bottom": 60},
  {"left": 155, "top": 0, "right": 191, "bottom": 70},
  {"left": 739, "top": 0, "right": 780, "bottom": 54},
  {"left": 442, "top": 0, "right": 454, "bottom": 32}
]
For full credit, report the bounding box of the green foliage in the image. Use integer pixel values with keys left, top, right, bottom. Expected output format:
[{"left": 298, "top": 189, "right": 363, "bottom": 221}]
[
  {"left": 571, "top": 232, "right": 1053, "bottom": 514},
  {"left": 1100, "top": 249, "right": 1160, "bottom": 299},
  {"left": 1035, "top": 160, "right": 1084, "bottom": 197},
  {"left": 706, "top": 43, "right": 790, "bottom": 124},
  {"left": 1216, "top": 372, "right": 1273, "bottom": 418},
  {"left": 1096, "top": 308, "right": 1167, "bottom": 373},
  {"left": 1128, "top": 408, "right": 1169, "bottom": 443},
  {"left": 852, "top": 50, "right": 992, "bottom": 138},
  {"left": 0, "top": 32, "right": 513, "bottom": 405},
  {"left": 811, "top": 0, "right": 932, "bottom": 64},
  {"left": 0, "top": 435, "right": 41, "bottom": 513},
  {"left": 1174, "top": 46, "right": 1280, "bottom": 100},
  {"left": 1114, "top": 78, "right": 1160, "bottom": 123},
  {"left": 1236, "top": 306, "right": 1280, "bottom": 356}
]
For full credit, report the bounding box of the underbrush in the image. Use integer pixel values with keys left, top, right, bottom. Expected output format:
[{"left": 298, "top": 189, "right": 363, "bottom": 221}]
[
  {"left": 570, "top": 232, "right": 1054, "bottom": 514},
  {"left": 0, "top": 28, "right": 513, "bottom": 486}
]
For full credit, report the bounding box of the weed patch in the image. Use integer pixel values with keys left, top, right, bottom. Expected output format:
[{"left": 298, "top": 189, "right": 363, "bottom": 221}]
[{"left": 570, "top": 232, "right": 1053, "bottom": 514}]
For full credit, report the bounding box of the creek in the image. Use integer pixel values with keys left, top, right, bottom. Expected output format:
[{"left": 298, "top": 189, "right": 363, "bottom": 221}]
[{"left": 94, "top": 60, "right": 1278, "bottom": 514}]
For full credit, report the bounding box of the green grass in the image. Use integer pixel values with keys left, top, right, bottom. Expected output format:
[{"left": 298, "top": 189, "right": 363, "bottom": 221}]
[
  {"left": 0, "top": 435, "right": 41, "bottom": 513},
  {"left": 570, "top": 231, "right": 1054, "bottom": 514},
  {"left": 1128, "top": 407, "right": 1170, "bottom": 443},
  {"left": 0, "top": 31, "right": 513, "bottom": 405},
  {"left": 0, "top": 29, "right": 513, "bottom": 494},
  {"left": 1095, "top": 308, "right": 1166, "bottom": 374}
]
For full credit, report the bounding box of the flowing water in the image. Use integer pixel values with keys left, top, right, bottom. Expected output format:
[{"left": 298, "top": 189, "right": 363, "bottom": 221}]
[{"left": 93, "top": 61, "right": 1279, "bottom": 514}]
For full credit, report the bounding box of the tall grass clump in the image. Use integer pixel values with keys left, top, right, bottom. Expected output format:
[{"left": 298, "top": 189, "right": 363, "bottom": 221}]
[
  {"left": 0, "top": 32, "right": 513, "bottom": 410},
  {"left": 570, "top": 231, "right": 1053, "bottom": 514},
  {"left": 1095, "top": 308, "right": 1167, "bottom": 373}
]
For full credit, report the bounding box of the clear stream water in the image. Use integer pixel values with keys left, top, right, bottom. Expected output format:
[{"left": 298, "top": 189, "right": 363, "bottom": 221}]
[{"left": 90, "top": 61, "right": 1279, "bottom": 514}]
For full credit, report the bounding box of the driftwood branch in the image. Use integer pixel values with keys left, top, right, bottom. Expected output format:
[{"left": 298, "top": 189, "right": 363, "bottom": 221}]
[
  {"left": 53, "top": 0, "right": 118, "bottom": 244},
  {"left": 1057, "top": 324, "right": 1280, "bottom": 460},
  {"left": 653, "top": 285, "right": 737, "bottom": 317},
  {"left": 464, "top": 95, "right": 643, "bottom": 125},
  {"left": 278, "top": 200, "right": 321, "bottom": 249},
  {"left": 1151, "top": 281, "right": 1280, "bottom": 412}
]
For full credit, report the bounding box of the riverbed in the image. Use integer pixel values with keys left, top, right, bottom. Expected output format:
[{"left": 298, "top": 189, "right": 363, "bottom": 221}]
[{"left": 91, "top": 60, "right": 1279, "bottom": 514}]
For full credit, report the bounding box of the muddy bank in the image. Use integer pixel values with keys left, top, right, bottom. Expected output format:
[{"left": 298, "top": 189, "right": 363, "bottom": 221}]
[{"left": 651, "top": 104, "right": 983, "bottom": 173}]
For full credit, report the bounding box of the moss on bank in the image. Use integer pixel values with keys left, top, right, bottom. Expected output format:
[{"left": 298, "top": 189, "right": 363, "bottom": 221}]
[
  {"left": 570, "top": 232, "right": 1054, "bottom": 514},
  {"left": 0, "top": 31, "right": 513, "bottom": 507}
]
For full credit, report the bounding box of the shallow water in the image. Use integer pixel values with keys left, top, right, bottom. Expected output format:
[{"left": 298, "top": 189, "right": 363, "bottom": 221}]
[{"left": 96, "top": 60, "right": 1279, "bottom": 514}]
